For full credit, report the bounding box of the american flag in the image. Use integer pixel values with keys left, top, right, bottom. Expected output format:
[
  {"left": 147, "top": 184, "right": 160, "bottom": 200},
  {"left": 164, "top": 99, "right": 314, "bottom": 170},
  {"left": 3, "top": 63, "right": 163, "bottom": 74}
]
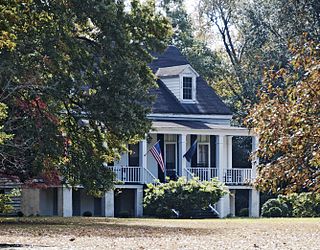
[{"left": 150, "top": 141, "right": 165, "bottom": 172}]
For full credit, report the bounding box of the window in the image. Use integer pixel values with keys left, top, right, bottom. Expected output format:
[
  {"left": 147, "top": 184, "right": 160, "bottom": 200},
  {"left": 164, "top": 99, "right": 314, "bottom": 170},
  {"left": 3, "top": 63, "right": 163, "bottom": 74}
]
[
  {"left": 198, "top": 144, "right": 209, "bottom": 167},
  {"left": 165, "top": 134, "right": 177, "bottom": 142},
  {"left": 198, "top": 135, "right": 209, "bottom": 143},
  {"left": 183, "top": 77, "right": 193, "bottom": 100}
]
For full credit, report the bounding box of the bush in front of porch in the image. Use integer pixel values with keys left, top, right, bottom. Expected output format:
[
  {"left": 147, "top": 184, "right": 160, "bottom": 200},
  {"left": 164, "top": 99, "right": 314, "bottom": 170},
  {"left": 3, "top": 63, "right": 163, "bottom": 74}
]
[{"left": 143, "top": 177, "right": 227, "bottom": 218}]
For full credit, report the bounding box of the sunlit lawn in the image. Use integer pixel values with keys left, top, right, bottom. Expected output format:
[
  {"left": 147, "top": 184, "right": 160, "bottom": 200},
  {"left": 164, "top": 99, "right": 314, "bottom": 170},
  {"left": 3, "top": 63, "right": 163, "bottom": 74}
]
[{"left": 0, "top": 217, "right": 319, "bottom": 249}]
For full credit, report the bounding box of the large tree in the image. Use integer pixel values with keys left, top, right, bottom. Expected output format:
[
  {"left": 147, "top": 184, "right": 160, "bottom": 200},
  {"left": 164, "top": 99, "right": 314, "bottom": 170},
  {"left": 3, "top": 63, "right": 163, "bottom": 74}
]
[
  {"left": 159, "top": 0, "right": 223, "bottom": 85},
  {"left": 0, "top": 0, "right": 171, "bottom": 195},
  {"left": 198, "top": 0, "right": 320, "bottom": 123},
  {"left": 246, "top": 39, "right": 320, "bottom": 194}
]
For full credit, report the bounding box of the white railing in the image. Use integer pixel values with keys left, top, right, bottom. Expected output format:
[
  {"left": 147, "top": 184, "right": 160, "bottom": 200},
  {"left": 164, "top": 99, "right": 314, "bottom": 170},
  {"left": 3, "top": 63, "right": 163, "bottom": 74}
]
[
  {"left": 110, "top": 166, "right": 253, "bottom": 185},
  {"left": 184, "top": 168, "right": 195, "bottom": 181},
  {"left": 224, "top": 168, "right": 253, "bottom": 185},
  {"left": 188, "top": 167, "right": 218, "bottom": 181},
  {"left": 144, "top": 168, "right": 158, "bottom": 184},
  {"left": 111, "top": 166, "right": 142, "bottom": 183}
]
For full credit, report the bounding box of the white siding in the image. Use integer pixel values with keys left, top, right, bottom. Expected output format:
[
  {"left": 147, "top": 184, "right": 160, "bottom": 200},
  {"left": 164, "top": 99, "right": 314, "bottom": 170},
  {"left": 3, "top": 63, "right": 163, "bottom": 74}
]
[{"left": 161, "top": 77, "right": 180, "bottom": 100}]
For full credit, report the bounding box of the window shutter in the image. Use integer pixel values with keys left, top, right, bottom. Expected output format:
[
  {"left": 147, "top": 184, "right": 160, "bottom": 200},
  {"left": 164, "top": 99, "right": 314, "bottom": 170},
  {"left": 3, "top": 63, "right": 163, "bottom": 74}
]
[{"left": 191, "top": 135, "right": 197, "bottom": 167}]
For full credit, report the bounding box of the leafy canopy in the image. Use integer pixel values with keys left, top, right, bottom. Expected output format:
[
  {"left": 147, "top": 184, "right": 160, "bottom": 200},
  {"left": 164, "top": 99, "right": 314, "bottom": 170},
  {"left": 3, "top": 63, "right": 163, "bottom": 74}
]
[
  {"left": 0, "top": 0, "right": 172, "bottom": 195},
  {"left": 246, "top": 39, "right": 320, "bottom": 194}
]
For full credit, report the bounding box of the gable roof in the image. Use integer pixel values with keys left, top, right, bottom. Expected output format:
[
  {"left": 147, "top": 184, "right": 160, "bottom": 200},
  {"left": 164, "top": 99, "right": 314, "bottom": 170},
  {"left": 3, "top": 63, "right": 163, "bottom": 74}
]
[
  {"left": 149, "top": 46, "right": 232, "bottom": 116},
  {"left": 155, "top": 64, "right": 199, "bottom": 78}
]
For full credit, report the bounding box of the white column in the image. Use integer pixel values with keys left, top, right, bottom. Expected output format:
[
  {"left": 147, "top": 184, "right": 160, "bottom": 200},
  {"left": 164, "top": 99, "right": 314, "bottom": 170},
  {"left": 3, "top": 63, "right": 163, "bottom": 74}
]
[
  {"left": 135, "top": 187, "right": 144, "bottom": 217},
  {"left": 230, "top": 190, "right": 236, "bottom": 216},
  {"left": 249, "top": 189, "right": 260, "bottom": 217},
  {"left": 140, "top": 138, "right": 147, "bottom": 184},
  {"left": 251, "top": 136, "right": 259, "bottom": 179},
  {"left": 103, "top": 190, "right": 114, "bottom": 217},
  {"left": 227, "top": 136, "right": 233, "bottom": 170},
  {"left": 217, "top": 193, "right": 230, "bottom": 218},
  {"left": 59, "top": 186, "right": 72, "bottom": 217},
  {"left": 216, "top": 135, "right": 227, "bottom": 182},
  {"left": 179, "top": 134, "right": 187, "bottom": 178}
]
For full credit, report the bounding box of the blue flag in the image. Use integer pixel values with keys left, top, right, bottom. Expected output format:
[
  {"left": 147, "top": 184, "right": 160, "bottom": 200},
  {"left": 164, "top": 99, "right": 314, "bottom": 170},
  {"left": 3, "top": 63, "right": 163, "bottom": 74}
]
[{"left": 183, "top": 140, "right": 197, "bottom": 162}]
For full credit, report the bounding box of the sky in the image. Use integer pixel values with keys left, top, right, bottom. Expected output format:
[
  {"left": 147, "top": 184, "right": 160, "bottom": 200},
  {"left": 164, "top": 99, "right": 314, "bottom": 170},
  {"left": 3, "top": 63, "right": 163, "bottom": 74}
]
[{"left": 185, "top": 0, "right": 199, "bottom": 14}]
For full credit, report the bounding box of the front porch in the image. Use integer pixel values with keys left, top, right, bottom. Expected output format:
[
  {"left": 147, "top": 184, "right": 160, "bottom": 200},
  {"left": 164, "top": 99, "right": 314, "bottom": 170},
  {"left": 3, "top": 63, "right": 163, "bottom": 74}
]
[{"left": 109, "top": 121, "right": 259, "bottom": 187}]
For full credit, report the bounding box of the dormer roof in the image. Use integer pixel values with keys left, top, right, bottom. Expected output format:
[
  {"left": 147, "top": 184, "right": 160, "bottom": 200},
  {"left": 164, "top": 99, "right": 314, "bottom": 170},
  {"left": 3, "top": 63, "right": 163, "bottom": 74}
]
[{"left": 156, "top": 64, "right": 199, "bottom": 78}]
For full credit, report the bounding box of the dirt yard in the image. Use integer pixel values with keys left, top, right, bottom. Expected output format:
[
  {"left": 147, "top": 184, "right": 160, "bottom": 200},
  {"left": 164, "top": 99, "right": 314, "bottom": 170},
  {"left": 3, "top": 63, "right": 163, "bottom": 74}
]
[{"left": 0, "top": 217, "right": 319, "bottom": 249}]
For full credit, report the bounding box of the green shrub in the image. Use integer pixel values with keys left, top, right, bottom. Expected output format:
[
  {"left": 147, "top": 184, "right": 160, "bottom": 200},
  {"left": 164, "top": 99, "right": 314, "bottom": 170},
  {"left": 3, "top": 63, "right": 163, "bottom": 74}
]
[
  {"left": 261, "top": 198, "right": 289, "bottom": 217},
  {"left": 267, "top": 207, "right": 283, "bottom": 217},
  {"left": 0, "top": 189, "right": 20, "bottom": 214},
  {"left": 239, "top": 208, "right": 249, "bottom": 217},
  {"left": 262, "top": 192, "right": 320, "bottom": 218},
  {"left": 289, "top": 193, "right": 320, "bottom": 217},
  {"left": 144, "top": 177, "right": 227, "bottom": 218}
]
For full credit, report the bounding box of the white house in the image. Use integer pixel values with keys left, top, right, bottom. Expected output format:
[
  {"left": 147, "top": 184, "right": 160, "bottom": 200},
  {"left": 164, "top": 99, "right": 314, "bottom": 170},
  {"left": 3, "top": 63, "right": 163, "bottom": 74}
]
[{"left": 20, "top": 46, "right": 259, "bottom": 218}]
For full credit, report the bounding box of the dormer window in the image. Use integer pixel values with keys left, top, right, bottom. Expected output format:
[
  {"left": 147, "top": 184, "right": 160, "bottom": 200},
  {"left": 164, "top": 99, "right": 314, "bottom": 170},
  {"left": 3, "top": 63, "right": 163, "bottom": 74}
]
[
  {"left": 183, "top": 77, "right": 193, "bottom": 100},
  {"left": 155, "top": 64, "right": 199, "bottom": 103}
]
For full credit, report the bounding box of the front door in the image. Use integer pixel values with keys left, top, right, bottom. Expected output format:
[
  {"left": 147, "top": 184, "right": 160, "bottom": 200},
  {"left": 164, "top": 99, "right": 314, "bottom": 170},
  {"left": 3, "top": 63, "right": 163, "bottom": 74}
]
[{"left": 165, "top": 143, "right": 176, "bottom": 179}]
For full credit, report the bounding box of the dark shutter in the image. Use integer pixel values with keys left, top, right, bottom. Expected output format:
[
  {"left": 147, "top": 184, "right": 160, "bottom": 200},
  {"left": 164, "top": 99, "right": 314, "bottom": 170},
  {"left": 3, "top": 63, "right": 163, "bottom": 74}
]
[
  {"left": 210, "top": 135, "right": 216, "bottom": 168},
  {"left": 157, "top": 134, "right": 165, "bottom": 182},
  {"left": 128, "top": 143, "right": 140, "bottom": 166},
  {"left": 191, "top": 135, "right": 197, "bottom": 167},
  {"left": 176, "top": 135, "right": 180, "bottom": 177}
]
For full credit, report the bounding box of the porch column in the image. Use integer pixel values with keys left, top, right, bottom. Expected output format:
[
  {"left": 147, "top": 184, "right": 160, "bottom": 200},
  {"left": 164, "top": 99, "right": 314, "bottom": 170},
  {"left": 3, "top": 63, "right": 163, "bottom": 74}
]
[
  {"left": 217, "top": 193, "right": 230, "bottom": 218},
  {"left": 216, "top": 135, "right": 227, "bottom": 182},
  {"left": 249, "top": 189, "right": 260, "bottom": 217},
  {"left": 135, "top": 186, "right": 144, "bottom": 217},
  {"left": 178, "top": 133, "right": 187, "bottom": 178},
  {"left": 227, "top": 136, "right": 233, "bottom": 170},
  {"left": 103, "top": 190, "right": 114, "bottom": 217},
  {"left": 230, "top": 190, "right": 236, "bottom": 216},
  {"left": 140, "top": 137, "right": 147, "bottom": 184},
  {"left": 251, "top": 136, "right": 259, "bottom": 179},
  {"left": 58, "top": 186, "right": 72, "bottom": 217}
]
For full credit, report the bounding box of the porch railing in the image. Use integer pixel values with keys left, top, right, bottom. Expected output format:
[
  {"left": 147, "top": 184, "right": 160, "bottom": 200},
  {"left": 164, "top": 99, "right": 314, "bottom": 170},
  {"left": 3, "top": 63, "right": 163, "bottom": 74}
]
[
  {"left": 187, "top": 167, "right": 253, "bottom": 184},
  {"left": 111, "top": 166, "right": 142, "bottom": 183},
  {"left": 188, "top": 167, "right": 218, "bottom": 181},
  {"left": 224, "top": 168, "right": 253, "bottom": 185},
  {"left": 110, "top": 166, "right": 254, "bottom": 185},
  {"left": 144, "top": 168, "right": 158, "bottom": 184}
]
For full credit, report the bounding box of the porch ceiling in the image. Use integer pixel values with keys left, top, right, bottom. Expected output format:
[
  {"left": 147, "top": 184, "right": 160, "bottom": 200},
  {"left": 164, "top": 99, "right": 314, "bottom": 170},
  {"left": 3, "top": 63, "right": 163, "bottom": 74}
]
[{"left": 150, "top": 120, "right": 253, "bottom": 136}]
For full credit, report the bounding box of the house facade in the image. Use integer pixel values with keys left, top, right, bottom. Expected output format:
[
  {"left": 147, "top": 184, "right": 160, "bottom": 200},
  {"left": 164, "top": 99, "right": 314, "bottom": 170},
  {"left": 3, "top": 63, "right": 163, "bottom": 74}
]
[{"left": 21, "top": 46, "right": 259, "bottom": 218}]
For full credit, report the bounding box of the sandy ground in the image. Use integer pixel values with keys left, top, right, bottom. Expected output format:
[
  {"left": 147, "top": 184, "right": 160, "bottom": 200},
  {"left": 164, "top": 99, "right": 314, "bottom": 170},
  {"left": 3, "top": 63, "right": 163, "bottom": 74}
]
[{"left": 0, "top": 217, "right": 319, "bottom": 249}]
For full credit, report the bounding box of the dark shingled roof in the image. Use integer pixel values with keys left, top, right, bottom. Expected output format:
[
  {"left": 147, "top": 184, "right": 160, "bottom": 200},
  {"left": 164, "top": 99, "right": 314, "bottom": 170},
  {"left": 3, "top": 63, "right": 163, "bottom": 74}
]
[{"left": 149, "top": 46, "right": 232, "bottom": 116}]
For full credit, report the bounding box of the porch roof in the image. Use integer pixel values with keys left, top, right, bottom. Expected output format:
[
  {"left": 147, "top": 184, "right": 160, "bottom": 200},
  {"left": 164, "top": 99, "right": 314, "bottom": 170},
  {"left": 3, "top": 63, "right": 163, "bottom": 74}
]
[{"left": 150, "top": 120, "right": 253, "bottom": 136}]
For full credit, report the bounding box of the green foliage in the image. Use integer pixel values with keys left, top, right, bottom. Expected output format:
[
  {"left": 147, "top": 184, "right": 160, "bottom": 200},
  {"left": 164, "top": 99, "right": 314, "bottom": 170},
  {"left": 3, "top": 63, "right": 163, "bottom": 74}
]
[
  {"left": 262, "top": 193, "right": 320, "bottom": 217},
  {"left": 0, "top": 189, "right": 20, "bottom": 214},
  {"left": 143, "top": 177, "right": 227, "bottom": 218},
  {"left": 286, "top": 193, "right": 320, "bottom": 217},
  {"left": 0, "top": 103, "right": 12, "bottom": 144},
  {"left": 261, "top": 198, "right": 289, "bottom": 217},
  {"left": 0, "top": 0, "right": 172, "bottom": 194},
  {"left": 160, "top": 0, "right": 223, "bottom": 85},
  {"left": 247, "top": 39, "right": 320, "bottom": 194},
  {"left": 198, "top": 0, "right": 320, "bottom": 124}
]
